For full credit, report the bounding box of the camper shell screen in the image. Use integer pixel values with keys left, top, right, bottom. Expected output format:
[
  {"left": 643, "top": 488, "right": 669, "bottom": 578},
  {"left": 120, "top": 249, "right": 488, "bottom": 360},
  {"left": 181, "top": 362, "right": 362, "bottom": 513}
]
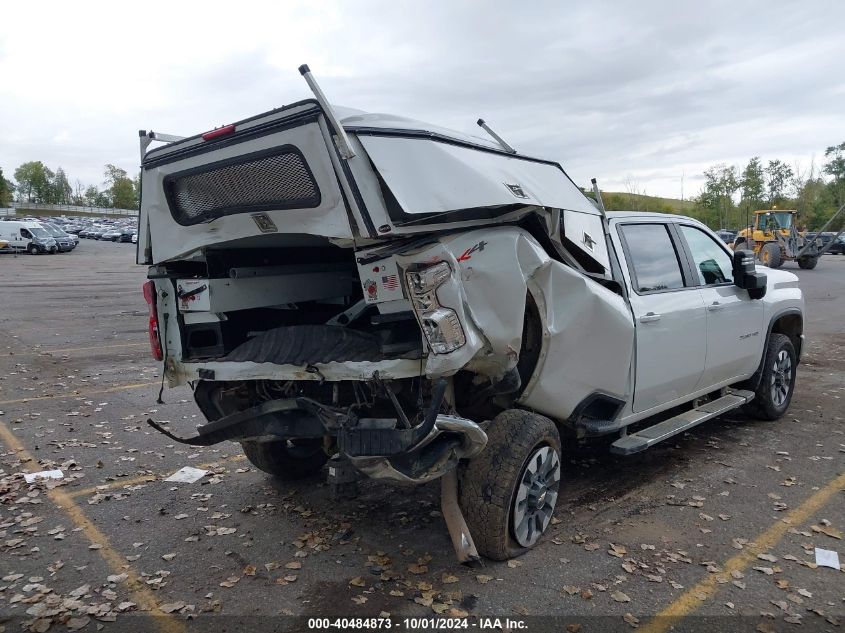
[{"left": 163, "top": 145, "right": 322, "bottom": 226}]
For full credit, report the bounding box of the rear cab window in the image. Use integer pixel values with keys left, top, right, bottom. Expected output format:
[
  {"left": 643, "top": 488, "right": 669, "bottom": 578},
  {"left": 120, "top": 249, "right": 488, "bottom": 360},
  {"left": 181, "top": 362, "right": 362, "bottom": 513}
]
[{"left": 618, "top": 223, "right": 686, "bottom": 293}]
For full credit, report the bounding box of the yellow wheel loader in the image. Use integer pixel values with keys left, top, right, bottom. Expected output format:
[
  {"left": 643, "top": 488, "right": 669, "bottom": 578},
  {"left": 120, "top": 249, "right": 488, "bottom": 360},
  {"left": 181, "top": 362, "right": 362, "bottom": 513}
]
[{"left": 735, "top": 210, "right": 821, "bottom": 269}]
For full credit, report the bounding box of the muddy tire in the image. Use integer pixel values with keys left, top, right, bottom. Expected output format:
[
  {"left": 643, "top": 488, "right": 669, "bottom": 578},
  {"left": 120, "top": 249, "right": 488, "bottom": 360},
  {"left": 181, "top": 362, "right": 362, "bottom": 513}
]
[
  {"left": 797, "top": 256, "right": 818, "bottom": 270},
  {"left": 760, "top": 243, "right": 782, "bottom": 268},
  {"left": 241, "top": 439, "right": 328, "bottom": 479},
  {"left": 459, "top": 409, "right": 561, "bottom": 561},
  {"left": 743, "top": 334, "right": 796, "bottom": 421}
]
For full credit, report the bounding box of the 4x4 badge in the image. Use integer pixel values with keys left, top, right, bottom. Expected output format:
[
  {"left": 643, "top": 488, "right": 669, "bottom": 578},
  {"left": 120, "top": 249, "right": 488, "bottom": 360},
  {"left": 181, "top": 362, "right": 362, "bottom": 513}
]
[
  {"left": 251, "top": 213, "right": 278, "bottom": 233},
  {"left": 504, "top": 183, "right": 528, "bottom": 199}
]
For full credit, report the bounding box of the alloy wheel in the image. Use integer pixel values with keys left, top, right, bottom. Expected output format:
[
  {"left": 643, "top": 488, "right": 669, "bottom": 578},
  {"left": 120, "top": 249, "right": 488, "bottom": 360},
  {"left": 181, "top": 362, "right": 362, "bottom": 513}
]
[
  {"left": 770, "top": 349, "right": 792, "bottom": 408},
  {"left": 512, "top": 444, "right": 561, "bottom": 547}
]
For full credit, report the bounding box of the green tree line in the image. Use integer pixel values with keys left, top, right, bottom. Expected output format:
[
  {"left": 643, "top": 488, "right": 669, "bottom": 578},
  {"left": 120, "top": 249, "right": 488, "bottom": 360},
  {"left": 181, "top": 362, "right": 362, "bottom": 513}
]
[
  {"left": 591, "top": 141, "right": 845, "bottom": 232},
  {"left": 0, "top": 161, "right": 139, "bottom": 210}
]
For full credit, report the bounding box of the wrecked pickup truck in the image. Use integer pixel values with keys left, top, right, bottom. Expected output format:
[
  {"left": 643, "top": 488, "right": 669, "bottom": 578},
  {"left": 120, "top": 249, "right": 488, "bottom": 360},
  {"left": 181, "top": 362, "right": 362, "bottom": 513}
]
[{"left": 138, "top": 66, "right": 804, "bottom": 561}]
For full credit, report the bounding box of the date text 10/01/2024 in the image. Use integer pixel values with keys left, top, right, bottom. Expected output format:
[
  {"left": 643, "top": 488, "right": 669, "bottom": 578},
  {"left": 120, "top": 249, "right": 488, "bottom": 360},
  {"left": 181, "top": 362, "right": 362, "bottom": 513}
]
[{"left": 306, "top": 618, "right": 528, "bottom": 630}]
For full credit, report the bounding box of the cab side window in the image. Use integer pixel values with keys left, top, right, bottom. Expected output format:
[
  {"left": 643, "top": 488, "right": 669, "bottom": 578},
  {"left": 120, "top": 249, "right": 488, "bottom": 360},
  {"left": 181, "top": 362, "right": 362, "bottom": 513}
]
[
  {"left": 620, "top": 224, "right": 685, "bottom": 293},
  {"left": 680, "top": 226, "right": 733, "bottom": 286},
  {"left": 20, "top": 229, "right": 31, "bottom": 239}
]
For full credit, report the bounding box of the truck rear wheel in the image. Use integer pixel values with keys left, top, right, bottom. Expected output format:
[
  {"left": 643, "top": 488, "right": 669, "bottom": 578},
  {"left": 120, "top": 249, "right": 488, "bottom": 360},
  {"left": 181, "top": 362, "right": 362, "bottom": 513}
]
[
  {"left": 797, "top": 256, "right": 818, "bottom": 270},
  {"left": 241, "top": 439, "right": 328, "bottom": 479},
  {"left": 744, "top": 333, "right": 796, "bottom": 421},
  {"left": 459, "top": 409, "right": 561, "bottom": 560},
  {"left": 760, "top": 243, "right": 782, "bottom": 268}
]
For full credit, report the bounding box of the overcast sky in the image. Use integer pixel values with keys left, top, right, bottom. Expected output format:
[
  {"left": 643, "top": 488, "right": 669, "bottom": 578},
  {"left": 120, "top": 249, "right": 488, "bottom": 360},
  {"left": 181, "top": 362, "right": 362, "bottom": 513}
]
[{"left": 1, "top": 0, "right": 843, "bottom": 199}]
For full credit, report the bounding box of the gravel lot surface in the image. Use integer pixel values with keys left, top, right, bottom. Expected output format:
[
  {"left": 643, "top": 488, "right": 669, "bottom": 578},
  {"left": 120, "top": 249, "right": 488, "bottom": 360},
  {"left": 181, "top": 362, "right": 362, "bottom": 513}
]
[{"left": 1, "top": 243, "right": 843, "bottom": 632}]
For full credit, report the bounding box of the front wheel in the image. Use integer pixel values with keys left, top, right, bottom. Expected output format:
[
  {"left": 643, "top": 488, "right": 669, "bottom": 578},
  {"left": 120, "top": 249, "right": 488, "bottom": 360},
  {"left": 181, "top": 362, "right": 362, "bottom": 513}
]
[
  {"left": 27, "top": 244, "right": 39, "bottom": 255},
  {"left": 797, "top": 256, "right": 818, "bottom": 270},
  {"left": 760, "top": 243, "right": 782, "bottom": 268},
  {"left": 744, "top": 333, "right": 797, "bottom": 421},
  {"left": 241, "top": 438, "right": 328, "bottom": 479},
  {"left": 459, "top": 409, "right": 562, "bottom": 560}
]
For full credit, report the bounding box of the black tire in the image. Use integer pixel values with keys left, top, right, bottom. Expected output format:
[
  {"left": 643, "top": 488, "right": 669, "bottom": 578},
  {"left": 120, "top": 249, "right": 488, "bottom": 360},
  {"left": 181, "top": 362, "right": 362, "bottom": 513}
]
[
  {"left": 241, "top": 439, "right": 328, "bottom": 479},
  {"left": 27, "top": 244, "right": 39, "bottom": 255},
  {"left": 760, "top": 243, "right": 782, "bottom": 268},
  {"left": 744, "top": 333, "right": 796, "bottom": 421},
  {"left": 797, "top": 256, "right": 818, "bottom": 270},
  {"left": 459, "top": 409, "right": 561, "bottom": 561}
]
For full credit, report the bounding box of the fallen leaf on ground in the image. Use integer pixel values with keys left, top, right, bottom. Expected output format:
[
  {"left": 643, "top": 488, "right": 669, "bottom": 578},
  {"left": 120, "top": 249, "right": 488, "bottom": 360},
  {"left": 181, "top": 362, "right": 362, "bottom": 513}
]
[
  {"left": 811, "top": 524, "right": 842, "bottom": 539},
  {"left": 608, "top": 544, "right": 627, "bottom": 557},
  {"left": 611, "top": 591, "right": 631, "bottom": 603}
]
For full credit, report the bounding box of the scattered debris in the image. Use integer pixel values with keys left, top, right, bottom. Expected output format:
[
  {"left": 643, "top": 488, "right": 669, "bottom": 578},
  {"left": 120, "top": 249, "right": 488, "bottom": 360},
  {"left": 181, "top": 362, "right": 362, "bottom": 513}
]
[
  {"left": 164, "top": 466, "right": 210, "bottom": 483},
  {"left": 23, "top": 470, "right": 64, "bottom": 484},
  {"left": 814, "top": 548, "right": 841, "bottom": 570}
]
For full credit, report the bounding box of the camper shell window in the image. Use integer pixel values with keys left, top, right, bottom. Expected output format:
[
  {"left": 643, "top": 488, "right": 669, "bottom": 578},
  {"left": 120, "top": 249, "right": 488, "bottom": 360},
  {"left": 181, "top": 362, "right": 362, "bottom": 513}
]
[{"left": 163, "top": 145, "right": 322, "bottom": 226}]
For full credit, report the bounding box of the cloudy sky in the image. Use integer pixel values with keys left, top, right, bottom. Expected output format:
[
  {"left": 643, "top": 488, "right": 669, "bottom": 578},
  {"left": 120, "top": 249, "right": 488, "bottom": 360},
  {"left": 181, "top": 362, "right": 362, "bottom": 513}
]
[{"left": 1, "top": 0, "right": 843, "bottom": 199}]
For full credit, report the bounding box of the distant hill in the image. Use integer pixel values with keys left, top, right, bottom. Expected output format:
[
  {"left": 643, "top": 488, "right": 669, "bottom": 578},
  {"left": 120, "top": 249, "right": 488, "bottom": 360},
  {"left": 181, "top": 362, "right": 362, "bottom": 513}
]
[
  {"left": 582, "top": 190, "right": 712, "bottom": 224},
  {"left": 586, "top": 191, "right": 695, "bottom": 213}
]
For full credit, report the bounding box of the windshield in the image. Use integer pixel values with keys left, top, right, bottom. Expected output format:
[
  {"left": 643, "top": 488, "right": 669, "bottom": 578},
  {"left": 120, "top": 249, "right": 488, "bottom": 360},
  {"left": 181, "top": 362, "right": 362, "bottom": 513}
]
[
  {"left": 44, "top": 224, "right": 67, "bottom": 237},
  {"left": 760, "top": 212, "right": 793, "bottom": 229},
  {"left": 30, "top": 227, "right": 51, "bottom": 239}
]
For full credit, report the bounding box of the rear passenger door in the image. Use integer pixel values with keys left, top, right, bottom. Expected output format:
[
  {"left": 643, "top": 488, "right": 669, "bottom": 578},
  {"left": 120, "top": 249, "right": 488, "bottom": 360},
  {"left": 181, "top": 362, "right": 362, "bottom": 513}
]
[
  {"left": 676, "top": 224, "right": 765, "bottom": 387},
  {"left": 617, "top": 222, "right": 707, "bottom": 413}
]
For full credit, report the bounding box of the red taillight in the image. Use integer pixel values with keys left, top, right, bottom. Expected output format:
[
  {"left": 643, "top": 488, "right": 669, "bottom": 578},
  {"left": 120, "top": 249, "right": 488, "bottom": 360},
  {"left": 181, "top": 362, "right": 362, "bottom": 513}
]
[
  {"left": 142, "top": 281, "right": 164, "bottom": 361},
  {"left": 201, "top": 124, "right": 236, "bottom": 141}
]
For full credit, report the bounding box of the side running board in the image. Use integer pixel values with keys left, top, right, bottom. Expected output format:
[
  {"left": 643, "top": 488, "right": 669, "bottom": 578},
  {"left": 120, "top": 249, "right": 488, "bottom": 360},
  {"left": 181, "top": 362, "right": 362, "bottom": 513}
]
[{"left": 611, "top": 389, "right": 755, "bottom": 455}]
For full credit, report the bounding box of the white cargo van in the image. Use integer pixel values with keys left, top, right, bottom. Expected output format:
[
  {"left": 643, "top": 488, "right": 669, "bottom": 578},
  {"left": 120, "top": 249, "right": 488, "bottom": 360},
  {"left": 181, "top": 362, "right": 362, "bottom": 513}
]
[{"left": 0, "top": 220, "right": 58, "bottom": 254}]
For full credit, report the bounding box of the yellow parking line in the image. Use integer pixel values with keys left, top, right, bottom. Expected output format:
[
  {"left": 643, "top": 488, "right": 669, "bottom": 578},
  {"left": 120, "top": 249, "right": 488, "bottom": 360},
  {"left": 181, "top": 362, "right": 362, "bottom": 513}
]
[
  {"left": 68, "top": 454, "right": 247, "bottom": 499},
  {"left": 0, "top": 421, "right": 185, "bottom": 633},
  {"left": 0, "top": 381, "right": 160, "bottom": 406},
  {"left": 6, "top": 342, "right": 147, "bottom": 356},
  {"left": 640, "top": 470, "right": 845, "bottom": 633}
]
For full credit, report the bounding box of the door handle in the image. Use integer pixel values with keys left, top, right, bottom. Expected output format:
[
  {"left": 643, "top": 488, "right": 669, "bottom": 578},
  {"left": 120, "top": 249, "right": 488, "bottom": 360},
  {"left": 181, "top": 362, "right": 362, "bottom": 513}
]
[
  {"left": 639, "top": 312, "right": 661, "bottom": 323},
  {"left": 707, "top": 301, "right": 724, "bottom": 312}
]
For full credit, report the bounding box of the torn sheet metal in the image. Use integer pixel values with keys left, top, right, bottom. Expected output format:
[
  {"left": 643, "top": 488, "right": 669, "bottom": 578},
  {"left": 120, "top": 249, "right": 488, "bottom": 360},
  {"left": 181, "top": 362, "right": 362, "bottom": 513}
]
[{"left": 393, "top": 225, "right": 633, "bottom": 419}]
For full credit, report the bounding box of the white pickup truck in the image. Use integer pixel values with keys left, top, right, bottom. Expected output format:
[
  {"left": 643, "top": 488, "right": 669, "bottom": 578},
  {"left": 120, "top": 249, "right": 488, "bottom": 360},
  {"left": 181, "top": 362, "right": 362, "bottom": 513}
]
[{"left": 138, "top": 67, "right": 804, "bottom": 561}]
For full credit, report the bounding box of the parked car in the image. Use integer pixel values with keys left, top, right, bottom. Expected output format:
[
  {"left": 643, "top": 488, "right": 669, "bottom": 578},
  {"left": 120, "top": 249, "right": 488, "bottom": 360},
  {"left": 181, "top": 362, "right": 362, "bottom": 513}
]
[
  {"left": 715, "top": 229, "right": 736, "bottom": 245},
  {"left": 138, "top": 69, "right": 805, "bottom": 561},
  {"left": 827, "top": 235, "right": 845, "bottom": 255},
  {"left": 42, "top": 223, "right": 77, "bottom": 252},
  {"left": 0, "top": 220, "right": 57, "bottom": 254}
]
